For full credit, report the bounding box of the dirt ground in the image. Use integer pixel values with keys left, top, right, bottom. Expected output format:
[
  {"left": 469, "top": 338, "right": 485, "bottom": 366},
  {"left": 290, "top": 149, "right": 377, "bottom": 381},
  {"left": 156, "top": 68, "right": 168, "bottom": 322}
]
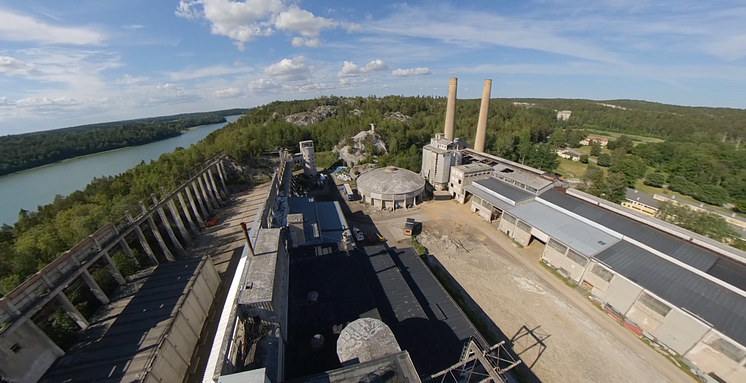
[{"left": 364, "top": 199, "right": 694, "bottom": 383}]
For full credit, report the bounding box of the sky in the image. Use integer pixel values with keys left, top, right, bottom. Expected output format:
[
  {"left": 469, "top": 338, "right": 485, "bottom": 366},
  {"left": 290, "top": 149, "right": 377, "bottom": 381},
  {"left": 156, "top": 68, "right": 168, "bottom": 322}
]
[{"left": 0, "top": 0, "right": 745, "bottom": 135}]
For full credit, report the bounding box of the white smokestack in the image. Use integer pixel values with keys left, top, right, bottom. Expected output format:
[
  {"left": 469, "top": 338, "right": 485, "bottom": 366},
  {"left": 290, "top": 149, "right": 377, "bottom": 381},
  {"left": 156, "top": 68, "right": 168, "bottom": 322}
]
[
  {"left": 444, "top": 78, "right": 457, "bottom": 141},
  {"left": 474, "top": 79, "right": 492, "bottom": 153}
]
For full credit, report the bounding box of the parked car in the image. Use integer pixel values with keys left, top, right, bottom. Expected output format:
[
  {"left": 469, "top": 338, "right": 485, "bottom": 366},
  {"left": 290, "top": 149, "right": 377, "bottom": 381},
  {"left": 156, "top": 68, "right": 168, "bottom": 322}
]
[{"left": 353, "top": 227, "right": 365, "bottom": 242}]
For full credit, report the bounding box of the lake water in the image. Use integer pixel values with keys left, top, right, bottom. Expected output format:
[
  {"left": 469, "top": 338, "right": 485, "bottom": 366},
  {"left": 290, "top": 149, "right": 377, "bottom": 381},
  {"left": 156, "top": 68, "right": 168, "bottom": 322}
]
[{"left": 0, "top": 115, "right": 240, "bottom": 226}]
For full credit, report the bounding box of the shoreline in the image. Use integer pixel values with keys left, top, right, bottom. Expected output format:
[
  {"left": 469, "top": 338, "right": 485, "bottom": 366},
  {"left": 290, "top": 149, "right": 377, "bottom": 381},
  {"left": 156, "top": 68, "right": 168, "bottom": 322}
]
[{"left": 0, "top": 116, "right": 239, "bottom": 179}]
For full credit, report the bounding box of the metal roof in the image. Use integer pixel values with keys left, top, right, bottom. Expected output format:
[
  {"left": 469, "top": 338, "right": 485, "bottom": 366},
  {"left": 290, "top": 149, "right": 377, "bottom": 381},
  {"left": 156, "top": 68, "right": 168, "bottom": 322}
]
[
  {"left": 289, "top": 198, "right": 351, "bottom": 245},
  {"left": 464, "top": 184, "right": 513, "bottom": 212},
  {"left": 473, "top": 178, "right": 535, "bottom": 205},
  {"left": 507, "top": 202, "right": 621, "bottom": 256},
  {"left": 540, "top": 190, "right": 720, "bottom": 272},
  {"left": 625, "top": 188, "right": 660, "bottom": 208},
  {"left": 596, "top": 241, "right": 746, "bottom": 347}
]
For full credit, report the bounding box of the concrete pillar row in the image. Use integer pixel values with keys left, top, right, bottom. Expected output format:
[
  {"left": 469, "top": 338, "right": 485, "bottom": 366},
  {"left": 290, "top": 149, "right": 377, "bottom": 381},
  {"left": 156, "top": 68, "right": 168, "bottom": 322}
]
[
  {"left": 202, "top": 172, "right": 220, "bottom": 210},
  {"left": 207, "top": 167, "right": 225, "bottom": 203},
  {"left": 187, "top": 185, "right": 207, "bottom": 228},
  {"left": 80, "top": 268, "right": 110, "bottom": 305},
  {"left": 217, "top": 161, "right": 229, "bottom": 197},
  {"left": 126, "top": 211, "right": 159, "bottom": 266},
  {"left": 55, "top": 292, "right": 89, "bottom": 329},
  {"left": 162, "top": 188, "right": 193, "bottom": 246},
  {"left": 156, "top": 201, "right": 187, "bottom": 257},
  {"left": 178, "top": 191, "right": 202, "bottom": 236},
  {"left": 196, "top": 177, "right": 215, "bottom": 215},
  {"left": 102, "top": 252, "right": 126, "bottom": 285},
  {"left": 119, "top": 238, "right": 140, "bottom": 266},
  {"left": 140, "top": 202, "right": 176, "bottom": 262}
]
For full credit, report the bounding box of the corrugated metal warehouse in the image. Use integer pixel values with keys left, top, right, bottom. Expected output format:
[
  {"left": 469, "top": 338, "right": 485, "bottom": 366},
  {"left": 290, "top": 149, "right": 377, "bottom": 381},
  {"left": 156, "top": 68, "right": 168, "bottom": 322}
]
[{"left": 456, "top": 174, "right": 746, "bottom": 383}]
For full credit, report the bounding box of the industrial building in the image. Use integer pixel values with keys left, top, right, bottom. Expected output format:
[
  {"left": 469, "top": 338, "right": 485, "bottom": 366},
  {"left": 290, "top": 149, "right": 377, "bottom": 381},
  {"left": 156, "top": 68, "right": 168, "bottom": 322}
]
[
  {"left": 418, "top": 76, "right": 746, "bottom": 382},
  {"left": 203, "top": 150, "right": 517, "bottom": 383},
  {"left": 356, "top": 166, "right": 426, "bottom": 209}
]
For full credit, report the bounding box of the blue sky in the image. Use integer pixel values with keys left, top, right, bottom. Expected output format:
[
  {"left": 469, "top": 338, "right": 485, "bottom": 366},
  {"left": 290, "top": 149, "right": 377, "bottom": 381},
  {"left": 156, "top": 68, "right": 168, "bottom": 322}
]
[{"left": 0, "top": 0, "right": 745, "bottom": 134}]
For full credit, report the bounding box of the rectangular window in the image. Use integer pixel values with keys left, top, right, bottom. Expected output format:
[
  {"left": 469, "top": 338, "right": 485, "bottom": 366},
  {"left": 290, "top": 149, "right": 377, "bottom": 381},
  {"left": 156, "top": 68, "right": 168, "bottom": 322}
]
[
  {"left": 10, "top": 343, "right": 21, "bottom": 353},
  {"left": 704, "top": 335, "right": 746, "bottom": 362},
  {"left": 590, "top": 263, "right": 613, "bottom": 282},
  {"left": 566, "top": 250, "right": 589, "bottom": 266},
  {"left": 503, "top": 214, "right": 517, "bottom": 224},
  {"left": 547, "top": 239, "right": 567, "bottom": 254},
  {"left": 516, "top": 221, "right": 532, "bottom": 232},
  {"left": 638, "top": 292, "right": 671, "bottom": 317},
  {"left": 458, "top": 180, "right": 462, "bottom": 184}
]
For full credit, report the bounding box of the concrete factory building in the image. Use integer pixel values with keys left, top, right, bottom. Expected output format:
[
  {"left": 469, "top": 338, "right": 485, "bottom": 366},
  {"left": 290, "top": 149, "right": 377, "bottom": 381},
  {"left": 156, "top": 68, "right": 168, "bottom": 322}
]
[
  {"left": 357, "top": 166, "right": 425, "bottom": 209},
  {"left": 418, "top": 77, "right": 746, "bottom": 382}
]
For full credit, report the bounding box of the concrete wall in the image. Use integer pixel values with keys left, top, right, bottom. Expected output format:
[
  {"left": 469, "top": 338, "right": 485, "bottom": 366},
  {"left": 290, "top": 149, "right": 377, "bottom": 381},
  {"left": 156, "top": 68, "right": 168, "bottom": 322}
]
[
  {"left": 498, "top": 212, "right": 516, "bottom": 233},
  {"left": 651, "top": 307, "right": 710, "bottom": 355},
  {"left": 581, "top": 262, "right": 613, "bottom": 299},
  {"left": 685, "top": 330, "right": 746, "bottom": 383},
  {"left": 541, "top": 239, "right": 567, "bottom": 268},
  {"left": 603, "top": 274, "right": 643, "bottom": 314},
  {"left": 0, "top": 320, "right": 64, "bottom": 383},
  {"left": 143, "top": 257, "right": 220, "bottom": 383},
  {"left": 626, "top": 292, "right": 668, "bottom": 334},
  {"left": 512, "top": 220, "right": 532, "bottom": 247}
]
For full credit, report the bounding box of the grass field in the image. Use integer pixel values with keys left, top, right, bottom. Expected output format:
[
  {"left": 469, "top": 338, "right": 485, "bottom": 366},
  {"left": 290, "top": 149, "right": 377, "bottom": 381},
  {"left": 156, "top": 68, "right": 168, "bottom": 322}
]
[
  {"left": 574, "top": 146, "right": 611, "bottom": 156},
  {"left": 584, "top": 129, "right": 665, "bottom": 145},
  {"left": 557, "top": 158, "right": 589, "bottom": 179}
]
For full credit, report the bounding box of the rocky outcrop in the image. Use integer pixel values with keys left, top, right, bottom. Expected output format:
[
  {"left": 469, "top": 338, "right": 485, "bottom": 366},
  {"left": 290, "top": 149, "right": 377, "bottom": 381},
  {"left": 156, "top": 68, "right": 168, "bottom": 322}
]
[
  {"left": 284, "top": 105, "right": 336, "bottom": 126},
  {"left": 384, "top": 111, "right": 411, "bottom": 122}
]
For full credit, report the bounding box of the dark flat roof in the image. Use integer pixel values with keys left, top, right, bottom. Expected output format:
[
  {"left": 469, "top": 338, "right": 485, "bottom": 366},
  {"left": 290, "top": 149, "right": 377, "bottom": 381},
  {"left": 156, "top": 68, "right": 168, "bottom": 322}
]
[
  {"left": 539, "top": 190, "right": 742, "bottom": 279},
  {"left": 289, "top": 197, "right": 349, "bottom": 245},
  {"left": 40, "top": 257, "right": 203, "bottom": 383},
  {"left": 285, "top": 246, "right": 381, "bottom": 380},
  {"left": 360, "top": 245, "right": 485, "bottom": 377},
  {"left": 286, "top": 244, "right": 485, "bottom": 380},
  {"left": 473, "top": 178, "right": 534, "bottom": 204},
  {"left": 596, "top": 241, "right": 746, "bottom": 347}
]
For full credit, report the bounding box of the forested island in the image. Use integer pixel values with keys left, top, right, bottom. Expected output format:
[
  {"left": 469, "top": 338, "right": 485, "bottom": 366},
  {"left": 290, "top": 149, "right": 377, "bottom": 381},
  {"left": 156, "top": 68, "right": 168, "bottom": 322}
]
[
  {"left": 2, "top": 95, "right": 746, "bottom": 299},
  {"left": 0, "top": 108, "right": 250, "bottom": 176}
]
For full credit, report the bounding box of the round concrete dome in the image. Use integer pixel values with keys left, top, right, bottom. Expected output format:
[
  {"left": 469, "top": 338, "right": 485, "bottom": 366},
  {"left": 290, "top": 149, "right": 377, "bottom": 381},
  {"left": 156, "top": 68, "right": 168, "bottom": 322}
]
[
  {"left": 356, "top": 167, "right": 425, "bottom": 209},
  {"left": 336, "top": 318, "right": 401, "bottom": 365}
]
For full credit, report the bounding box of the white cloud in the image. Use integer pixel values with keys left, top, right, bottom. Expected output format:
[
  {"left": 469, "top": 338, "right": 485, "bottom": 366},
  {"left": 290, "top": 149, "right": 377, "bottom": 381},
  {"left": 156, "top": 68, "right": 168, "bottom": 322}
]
[
  {"left": 265, "top": 56, "right": 311, "bottom": 81},
  {"left": 0, "top": 56, "right": 35, "bottom": 76},
  {"left": 176, "top": 0, "right": 357, "bottom": 49},
  {"left": 122, "top": 24, "right": 146, "bottom": 30},
  {"left": 337, "top": 59, "right": 388, "bottom": 78},
  {"left": 15, "top": 97, "right": 79, "bottom": 108},
  {"left": 248, "top": 78, "right": 280, "bottom": 91},
  {"left": 167, "top": 64, "right": 254, "bottom": 80},
  {"left": 392, "top": 67, "right": 431, "bottom": 77},
  {"left": 704, "top": 34, "right": 746, "bottom": 61},
  {"left": 213, "top": 87, "right": 242, "bottom": 98},
  {"left": 366, "top": 4, "right": 620, "bottom": 63},
  {"left": 275, "top": 5, "right": 339, "bottom": 46},
  {"left": 116, "top": 74, "right": 149, "bottom": 84},
  {"left": 0, "top": 7, "right": 105, "bottom": 45}
]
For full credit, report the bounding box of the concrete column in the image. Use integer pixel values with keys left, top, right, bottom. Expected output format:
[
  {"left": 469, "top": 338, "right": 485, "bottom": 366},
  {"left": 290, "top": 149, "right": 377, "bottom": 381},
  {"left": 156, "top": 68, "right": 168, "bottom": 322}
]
[
  {"left": 187, "top": 186, "right": 207, "bottom": 229},
  {"left": 56, "top": 292, "right": 89, "bottom": 329},
  {"left": 102, "top": 252, "right": 126, "bottom": 285},
  {"left": 196, "top": 178, "right": 215, "bottom": 215},
  {"left": 201, "top": 173, "right": 220, "bottom": 211},
  {"left": 149, "top": 197, "right": 186, "bottom": 259},
  {"left": 126, "top": 211, "right": 159, "bottom": 265},
  {"left": 474, "top": 79, "right": 492, "bottom": 153},
  {"left": 217, "top": 161, "right": 229, "bottom": 197},
  {"left": 444, "top": 77, "right": 458, "bottom": 141},
  {"left": 178, "top": 191, "right": 202, "bottom": 236},
  {"left": 3, "top": 300, "right": 22, "bottom": 318},
  {"left": 80, "top": 268, "right": 110, "bottom": 305},
  {"left": 119, "top": 238, "right": 140, "bottom": 266},
  {"left": 166, "top": 195, "right": 193, "bottom": 246},
  {"left": 140, "top": 202, "right": 176, "bottom": 262},
  {"left": 209, "top": 167, "right": 227, "bottom": 201}
]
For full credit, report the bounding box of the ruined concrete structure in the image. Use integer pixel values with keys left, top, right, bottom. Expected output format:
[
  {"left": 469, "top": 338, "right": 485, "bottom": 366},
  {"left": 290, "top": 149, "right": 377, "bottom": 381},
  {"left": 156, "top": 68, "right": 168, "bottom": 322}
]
[{"left": 0, "top": 155, "right": 230, "bottom": 383}]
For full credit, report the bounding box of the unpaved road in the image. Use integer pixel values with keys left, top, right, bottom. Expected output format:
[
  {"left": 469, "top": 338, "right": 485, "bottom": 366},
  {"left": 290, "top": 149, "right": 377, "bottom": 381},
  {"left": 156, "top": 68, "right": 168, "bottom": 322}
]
[{"left": 369, "top": 199, "right": 693, "bottom": 383}]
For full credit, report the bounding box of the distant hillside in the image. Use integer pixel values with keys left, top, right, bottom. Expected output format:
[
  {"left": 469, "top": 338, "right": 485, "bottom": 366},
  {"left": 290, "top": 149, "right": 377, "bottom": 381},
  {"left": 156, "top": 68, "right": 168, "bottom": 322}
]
[
  {"left": 506, "top": 98, "right": 746, "bottom": 140},
  {"left": 0, "top": 108, "right": 252, "bottom": 176}
]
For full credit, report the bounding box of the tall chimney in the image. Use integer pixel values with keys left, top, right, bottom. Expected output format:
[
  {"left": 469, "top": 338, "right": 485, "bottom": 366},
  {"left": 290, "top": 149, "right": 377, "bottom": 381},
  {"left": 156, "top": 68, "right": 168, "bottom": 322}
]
[
  {"left": 474, "top": 79, "right": 492, "bottom": 152},
  {"left": 444, "top": 78, "right": 458, "bottom": 141}
]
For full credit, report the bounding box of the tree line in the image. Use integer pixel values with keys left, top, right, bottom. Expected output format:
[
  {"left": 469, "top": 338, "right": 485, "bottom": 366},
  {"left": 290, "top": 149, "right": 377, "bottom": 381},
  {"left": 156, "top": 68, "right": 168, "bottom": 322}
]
[{"left": 0, "top": 109, "right": 250, "bottom": 176}]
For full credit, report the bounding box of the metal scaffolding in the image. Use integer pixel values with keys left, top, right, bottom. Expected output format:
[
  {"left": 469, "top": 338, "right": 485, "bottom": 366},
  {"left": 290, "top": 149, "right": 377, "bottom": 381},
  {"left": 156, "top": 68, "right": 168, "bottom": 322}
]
[{"left": 430, "top": 337, "right": 521, "bottom": 383}]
